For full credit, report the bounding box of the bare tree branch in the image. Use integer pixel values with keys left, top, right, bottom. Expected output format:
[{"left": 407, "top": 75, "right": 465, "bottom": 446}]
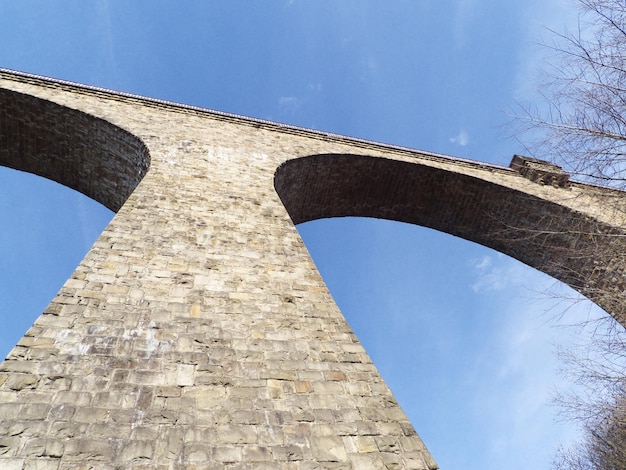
[{"left": 512, "top": 1, "right": 626, "bottom": 467}]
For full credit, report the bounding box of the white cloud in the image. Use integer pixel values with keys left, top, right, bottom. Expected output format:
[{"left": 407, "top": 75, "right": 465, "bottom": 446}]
[
  {"left": 95, "top": 0, "right": 119, "bottom": 80},
  {"left": 469, "top": 254, "right": 536, "bottom": 293},
  {"left": 450, "top": 129, "right": 469, "bottom": 146},
  {"left": 278, "top": 96, "right": 302, "bottom": 115},
  {"left": 307, "top": 82, "right": 322, "bottom": 92},
  {"left": 470, "top": 255, "right": 503, "bottom": 292}
]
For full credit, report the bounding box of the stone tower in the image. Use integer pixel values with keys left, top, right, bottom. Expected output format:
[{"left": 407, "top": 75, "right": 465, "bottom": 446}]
[{"left": 1, "top": 69, "right": 625, "bottom": 469}]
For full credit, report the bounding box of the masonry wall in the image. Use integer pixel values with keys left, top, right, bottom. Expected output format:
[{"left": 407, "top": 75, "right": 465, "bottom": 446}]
[{"left": 0, "top": 70, "right": 625, "bottom": 469}]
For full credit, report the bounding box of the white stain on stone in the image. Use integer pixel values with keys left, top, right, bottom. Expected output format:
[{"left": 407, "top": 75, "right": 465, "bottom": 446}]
[
  {"left": 207, "top": 146, "right": 232, "bottom": 162},
  {"left": 122, "top": 320, "right": 169, "bottom": 357},
  {"left": 55, "top": 329, "right": 90, "bottom": 357}
]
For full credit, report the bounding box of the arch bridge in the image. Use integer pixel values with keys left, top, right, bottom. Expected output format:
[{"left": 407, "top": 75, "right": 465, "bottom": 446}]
[{"left": 1, "top": 69, "right": 624, "bottom": 469}]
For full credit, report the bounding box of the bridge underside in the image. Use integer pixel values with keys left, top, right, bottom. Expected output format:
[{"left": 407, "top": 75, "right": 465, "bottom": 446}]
[
  {"left": 0, "top": 88, "right": 149, "bottom": 212},
  {"left": 275, "top": 154, "right": 626, "bottom": 323}
]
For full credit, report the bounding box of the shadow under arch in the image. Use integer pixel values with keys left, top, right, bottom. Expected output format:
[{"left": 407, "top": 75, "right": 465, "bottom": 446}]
[
  {"left": 274, "top": 153, "right": 626, "bottom": 326},
  {"left": 0, "top": 88, "right": 150, "bottom": 212}
]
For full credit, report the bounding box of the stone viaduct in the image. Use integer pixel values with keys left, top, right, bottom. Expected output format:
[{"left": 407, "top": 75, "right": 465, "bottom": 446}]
[{"left": 0, "top": 68, "right": 625, "bottom": 469}]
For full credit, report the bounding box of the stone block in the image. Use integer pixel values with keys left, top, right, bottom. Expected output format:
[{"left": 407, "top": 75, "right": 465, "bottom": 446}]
[
  {"left": 216, "top": 425, "right": 257, "bottom": 444},
  {"left": 294, "top": 380, "right": 312, "bottom": 393},
  {"left": 1, "top": 460, "right": 25, "bottom": 470},
  {"left": 23, "top": 460, "right": 61, "bottom": 470},
  {"left": 348, "top": 453, "right": 386, "bottom": 469},
  {"left": 346, "top": 435, "right": 378, "bottom": 453},
  {"left": 212, "top": 445, "right": 242, "bottom": 462},
  {"left": 243, "top": 445, "right": 272, "bottom": 461},
  {"left": 309, "top": 436, "right": 347, "bottom": 461},
  {"left": 271, "top": 445, "right": 303, "bottom": 461},
  {"left": 19, "top": 404, "right": 50, "bottom": 420},
  {"left": 4, "top": 373, "right": 38, "bottom": 391},
  {"left": 183, "top": 444, "right": 211, "bottom": 463},
  {"left": 0, "top": 403, "right": 21, "bottom": 420},
  {"left": 118, "top": 440, "right": 155, "bottom": 461},
  {"left": 61, "top": 439, "right": 113, "bottom": 461},
  {"left": 176, "top": 364, "right": 195, "bottom": 386}
]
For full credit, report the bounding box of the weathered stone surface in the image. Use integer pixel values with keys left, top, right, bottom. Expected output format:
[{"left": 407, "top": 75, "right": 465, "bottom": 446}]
[{"left": 0, "top": 68, "right": 625, "bottom": 468}]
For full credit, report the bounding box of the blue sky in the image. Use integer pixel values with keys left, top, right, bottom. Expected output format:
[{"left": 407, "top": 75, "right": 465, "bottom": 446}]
[{"left": 0, "top": 1, "right": 607, "bottom": 468}]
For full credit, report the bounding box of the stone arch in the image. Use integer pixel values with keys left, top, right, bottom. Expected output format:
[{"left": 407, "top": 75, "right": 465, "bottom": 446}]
[
  {"left": 0, "top": 88, "right": 150, "bottom": 212},
  {"left": 274, "top": 153, "right": 626, "bottom": 325}
]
